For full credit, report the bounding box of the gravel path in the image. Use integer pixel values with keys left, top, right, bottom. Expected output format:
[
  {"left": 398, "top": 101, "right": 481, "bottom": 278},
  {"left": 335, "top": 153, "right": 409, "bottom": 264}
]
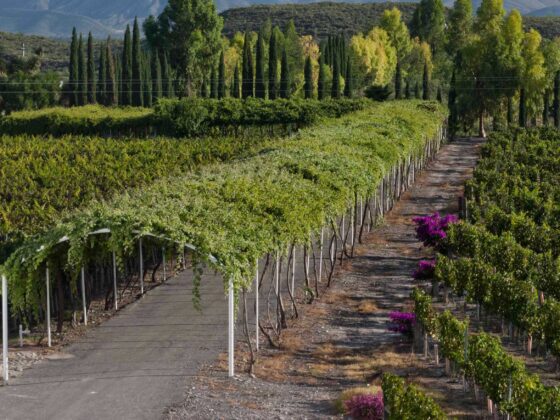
[{"left": 168, "top": 137, "right": 486, "bottom": 419}]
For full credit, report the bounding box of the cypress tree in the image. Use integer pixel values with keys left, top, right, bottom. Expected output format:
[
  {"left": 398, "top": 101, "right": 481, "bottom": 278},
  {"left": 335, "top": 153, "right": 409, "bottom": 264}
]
[
  {"left": 415, "top": 82, "right": 421, "bottom": 99},
  {"left": 122, "top": 25, "right": 132, "bottom": 105},
  {"left": 448, "top": 70, "right": 458, "bottom": 138},
  {"left": 132, "top": 18, "right": 143, "bottom": 106},
  {"left": 331, "top": 52, "right": 340, "bottom": 99},
  {"left": 143, "top": 54, "right": 153, "bottom": 108},
  {"left": 318, "top": 55, "right": 327, "bottom": 100},
  {"left": 242, "top": 32, "right": 254, "bottom": 98},
  {"left": 105, "top": 37, "right": 117, "bottom": 106},
  {"left": 200, "top": 78, "right": 208, "bottom": 98},
  {"left": 395, "top": 61, "right": 402, "bottom": 99},
  {"left": 344, "top": 55, "right": 352, "bottom": 98},
  {"left": 436, "top": 86, "right": 443, "bottom": 103},
  {"left": 255, "top": 33, "right": 266, "bottom": 98},
  {"left": 422, "top": 62, "right": 430, "bottom": 100},
  {"left": 98, "top": 42, "right": 107, "bottom": 105},
  {"left": 507, "top": 96, "right": 513, "bottom": 126},
  {"left": 162, "top": 53, "right": 174, "bottom": 98},
  {"left": 114, "top": 55, "right": 121, "bottom": 105},
  {"left": 78, "top": 34, "right": 87, "bottom": 106},
  {"left": 210, "top": 65, "right": 218, "bottom": 99},
  {"left": 405, "top": 80, "right": 411, "bottom": 99},
  {"left": 152, "top": 52, "right": 163, "bottom": 103},
  {"left": 69, "top": 27, "right": 78, "bottom": 106},
  {"left": 218, "top": 50, "right": 226, "bottom": 99},
  {"left": 232, "top": 63, "right": 241, "bottom": 99},
  {"left": 304, "top": 56, "right": 313, "bottom": 99},
  {"left": 519, "top": 88, "right": 526, "bottom": 128},
  {"left": 87, "top": 32, "right": 96, "bottom": 104},
  {"left": 543, "top": 90, "right": 550, "bottom": 126},
  {"left": 280, "top": 50, "right": 290, "bottom": 99},
  {"left": 554, "top": 70, "right": 560, "bottom": 128},
  {"left": 268, "top": 31, "right": 278, "bottom": 100}
]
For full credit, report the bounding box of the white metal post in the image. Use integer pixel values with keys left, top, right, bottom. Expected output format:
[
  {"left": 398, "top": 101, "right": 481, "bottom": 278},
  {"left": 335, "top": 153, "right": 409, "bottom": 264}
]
[
  {"left": 112, "top": 252, "right": 118, "bottom": 311},
  {"left": 2, "top": 275, "right": 8, "bottom": 384},
  {"left": 162, "top": 247, "right": 166, "bottom": 281},
  {"left": 275, "top": 252, "right": 280, "bottom": 295},
  {"left": 319, "top": 227, "right": 324, "bottom": 282},
  {"left": 228, "top": 277, "right": 235, "bottom": 377},
  {"left": 46, "top": 268, "right": 51, "bottom": 347},
  {"left": 139, "top": 238, "right": 144, "bottom": 295},
  {"left": 80, "top": 267, "right": 88, "bottom": 326},
  {"left": 291, "top": 246, "right": 295, "bottom": 295},
  {"left": 255, "top": 261, "right": 259, "bottom": 352}
]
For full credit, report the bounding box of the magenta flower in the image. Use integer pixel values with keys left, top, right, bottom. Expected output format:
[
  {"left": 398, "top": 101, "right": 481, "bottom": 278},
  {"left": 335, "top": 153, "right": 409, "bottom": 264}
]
[
  {"left": 412, "top": 212, "right": 458, "bottom": 248},
  {"left": 413, "top": 259, "right": 436, "bottom": 280},
  {"left": 388, "top": 311, "right": 416, "bottom": 335},
  {"left": 345, "top": 392, "right": 384, "bottom": 420}
]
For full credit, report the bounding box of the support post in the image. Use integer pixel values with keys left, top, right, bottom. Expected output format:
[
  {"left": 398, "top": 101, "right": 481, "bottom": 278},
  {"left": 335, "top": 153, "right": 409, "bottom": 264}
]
[
  {"left": 112, "top": 252, "right": 118, "bottom": 311},
  {"left": 46, "top": 268, "right": 51, "bottom": 347},
  {"left": 162, "top": 247, "right": 166, "bottom": 281},
  {"left": 228, "top": 277, "right": 235, "bottom": 377},
  {"left": 291, "top": 247, "right": 295, "bottom": 295},
  {"left": 2, "top": 275, "right": 8, "bottom": 384},
  {"left": 255, "top": 261, "right": 259, "bottom": 352},
  {"left": 81, "top": 267, "right": 88, "bottom": 326},
  {"left": 319, "top": 227, "right": 324, "bottom": 282},
  {"left": 139, "top": 238, "right": 144, "bottom": 295}
]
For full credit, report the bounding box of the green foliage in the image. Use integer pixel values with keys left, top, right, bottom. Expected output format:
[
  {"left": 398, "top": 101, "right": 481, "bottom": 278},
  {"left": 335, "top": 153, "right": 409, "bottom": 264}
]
[
  {"left": 268, "top": 29, "right": 279, "bottom": 100},
  {"left": 242, "top": 32, "right": 254, "bottom": 99},
  {"left": 304, "top": 56, "right": 313, "bottom": 99},
  {"left": 132, "top": 18, "right": 143, "bottom": 107},
  {"left": 121, "top": 25, "right": 132, "bottom": 106},
  {"left": 87, "top": 32, "right": 96, "bottom": 104},
  {"left": 1, "top": 101, "right": 446, "bottom": 313},
  {"left": 0, "top": 71, "right": 61, "bottom": 112},
  {"left": 280, "top": 50, "right": 290, "bottom": 99},
  {"left": 382, "top": 373, "right": 446, "bottom": 420}
]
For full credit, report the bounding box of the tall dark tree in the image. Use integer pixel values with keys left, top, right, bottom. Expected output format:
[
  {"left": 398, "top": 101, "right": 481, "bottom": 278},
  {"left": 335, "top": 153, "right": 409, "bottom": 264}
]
[
  {"left": 331, "top": 52, "right": 340, "bottom": 99},
  {"left": 422, "top": 61, "right": 430, "bottom": 100},
  {"left": 543, "top": 90, "right": 550, "bottom": 126},
  {"left": 318, "top": 55, "right": 327, "bottom": 100},
  {"left": 436, "top": 86, "right": 442, "bottom": 103},
  {"left": 143, "top": 53, "right": 153, "bottom": 107},
  {"left": 415, "top": 82, "right": 421, "bottom": 99},
  {"left": 98, "top": 42, "right": 107, "bottom": 105},
  {"left": 232, "top": 62, "right": 241, "bottom": 98},
  {"left": 507, "top": 96, "right": 514, "bottom": 126},
  {"left": 304, "top": 56, "right": 313, "bottom": 99},
  {"left": 554, "top": 70, "right": 560, "bottom": 128},
  {"left": 395, "top": 61, "right": 402, "bottom": 99},
  {"left": 69, "top": 27, "right": 79, "bottom": 106},
  {"left": 242, "top": 32, "right": 254, "bottom": 98},
  {"left": 448, "top": 70, "right": 458, "bottom": 138},
  {"left": 519, "top": 88, "right": 526, "bottom": 127},
  {"left": 210, "top": 65, "right": 218, "bottom": 99},
  {"left": 132, "top": 18, "right": 143, "bottom": 106},
  {"left": 405, "top": 80, "right": 411, "bottom": 99},
  {"left": 255, "top": 33, "right": 266, "bottom": 98},
  {"left": 152, "top": 52, "right": 163, "bottom": 103},
  {"left": 280, "top": 50, "right": 290, "bottom": 99},
  {"left": 121, "top": 25, "right": 132, "bottom": 105},
  {"left": 200, "top": 78, "right": 208, "bottom": 98},
  {"left": 344, "top": 56, "right": 353, "bottom": 98},
  {"left": 162, "top": 53, "right": 174, "bottom": 98},
  {"left": 78, "top": 34, "right": 87, "bottom": 106},
  {"left": 218, "top": 50, "right": 226, "bottom": 99},
  {"left": 268, "top": 30, "right": 278, "bottom": 99},
  {"left": 105, "top": 38, "right": 117, "bottom": 106},
  {"left": 87, "top": 32, "right": 96, "bottom": 104}
]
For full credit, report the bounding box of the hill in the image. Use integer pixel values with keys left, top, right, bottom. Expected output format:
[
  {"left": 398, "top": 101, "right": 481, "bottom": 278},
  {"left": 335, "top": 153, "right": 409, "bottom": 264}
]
[{"left": 527, "top": 6, "right": 560, "bottom": 17}]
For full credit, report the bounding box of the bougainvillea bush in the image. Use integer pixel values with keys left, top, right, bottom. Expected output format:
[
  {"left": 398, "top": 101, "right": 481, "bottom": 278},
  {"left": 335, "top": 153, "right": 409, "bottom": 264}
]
[
  {"left": 412, "top": 259, "right": 436, "bottom": 280},
  {"left": 345, "top": 392, "right": 384, "bottom": 420},
  {"left": 413, "top": 212, "right": 458, "bottom": 248},
  {"left": 388, "top": 311, "right": 416, "bottom": 335}
]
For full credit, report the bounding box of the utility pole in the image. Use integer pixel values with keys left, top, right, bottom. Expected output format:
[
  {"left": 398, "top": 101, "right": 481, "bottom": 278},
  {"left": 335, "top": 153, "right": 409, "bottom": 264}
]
[{"left": 21, "top": 43, "right": 26, "bottom": 58}]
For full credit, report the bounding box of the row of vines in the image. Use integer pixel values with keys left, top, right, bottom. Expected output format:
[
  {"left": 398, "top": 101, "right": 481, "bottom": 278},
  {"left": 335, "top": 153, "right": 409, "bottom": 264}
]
[{"left": 410, "top": 128, "right": 560, "bottom": 418}]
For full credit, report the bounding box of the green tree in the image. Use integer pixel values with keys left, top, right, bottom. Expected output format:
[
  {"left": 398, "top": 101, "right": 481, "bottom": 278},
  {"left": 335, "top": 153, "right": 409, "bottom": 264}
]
[
  {"left": 415, "top": 82, "right": 421, "bottom": 99},
  {"left": 331, "top": 51, "right": 340, "bottom": 99},
  {"left": 78, "top": 34, "right": 87, "bottom": 106},
  {"left": 318, "top": 55, "right": 327, "bottom": 100},
  {"left": 255, "top": 33, "right": 266, "bottom": 99},
  {"left": 242, "top": 32, "right": 254, "bottom": 98},
  {"left": 143, "top": 53, "right": 153, "bottom": 107},
  {"left": 284, "top": 19, "right": 304, "bottom": 94},
  {"left": 122, "top": 25, "right": 132, "bottom": 105},
  {"left": 280, "top": 49, "right": 290, "bottom": 99},
  {"left": 304, "top": 55, "right": 313, "bottom": 99},
  {"left": 152, "top": 52, "right": 163, "bottom": 103},
  {"left": 210, "top": 65, "right": 218, "bottom": 99},
  {"left": 218, "top": 50, "right": 226, "bottom": 99},
  {"left": 447, "top": 0, "right": 473, "bottom": 60},
  {"left": 411, "top": 0, "right": 446, "bottom": 53},
  {"left": 502, "top": 10, "right": 524, "bottom": 125},
  {"left": 69, "top": 27, "right": 78, "bottom": 106},
  {"left": 162, "top": 53, "right": 174, "bottom": 98},
  {"left": 268, "top": 29, "right": 279, "bottom": 99},
  {"left": 87, "top": 32, "right": 96, "bottom": 104},
  {"left": 156, "top": 0, "right": 223, "bottom": 96},
  {"left": 344, "top": 55, "right": 353, "bottom": 98},
  {"left": 232, "top": 62, "right": 241, "bottom": 98},
  {"left": 405, "top": 80, "right": 411, "bottom": 99},
  {"left": 519, "top": 87, "right": 526, "bottom": 127},
  {"left": 132, "top": 18, "right": 143, "bottom": 106},
  {"left": 448, "top": 69, "right": 458, "bottom": 137},
  {"left": 520, "top": 29, "right": 546, "bottom": 123},
  {"left": 436, "top": 86, "right": 442, "bottom": 102},
  {"left": 105, "top": 38, "right": 117, "bottom": 106},
  {"left": 422, "top": 61, "right": 430, "bottom": 100},
  {"left": 380, "top": 7, "right": 412, "bottom": 61},
  {"left": 395, "top": 61, "right": 402, "bottom": 99},
  {"left": 98, "top": 42, "right": 107, "bottom": 105},
  {"left": 554, "top": 71, "right": 560, "bottom": 128}
]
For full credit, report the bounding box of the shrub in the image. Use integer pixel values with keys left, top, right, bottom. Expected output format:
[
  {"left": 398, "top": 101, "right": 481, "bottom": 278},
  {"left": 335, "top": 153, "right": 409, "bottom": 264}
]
[
  {"left": 345, "top": 393, "right": 384, "bottom": 420},
  {"left": 413, "top": 212, "right": 458, "bottom": 248},
  {"left": 388, "top": 311, "right": 416, "bottom": 335},
  {"left": 412, "top": 259, "right": 436, "bottom": 280}
]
